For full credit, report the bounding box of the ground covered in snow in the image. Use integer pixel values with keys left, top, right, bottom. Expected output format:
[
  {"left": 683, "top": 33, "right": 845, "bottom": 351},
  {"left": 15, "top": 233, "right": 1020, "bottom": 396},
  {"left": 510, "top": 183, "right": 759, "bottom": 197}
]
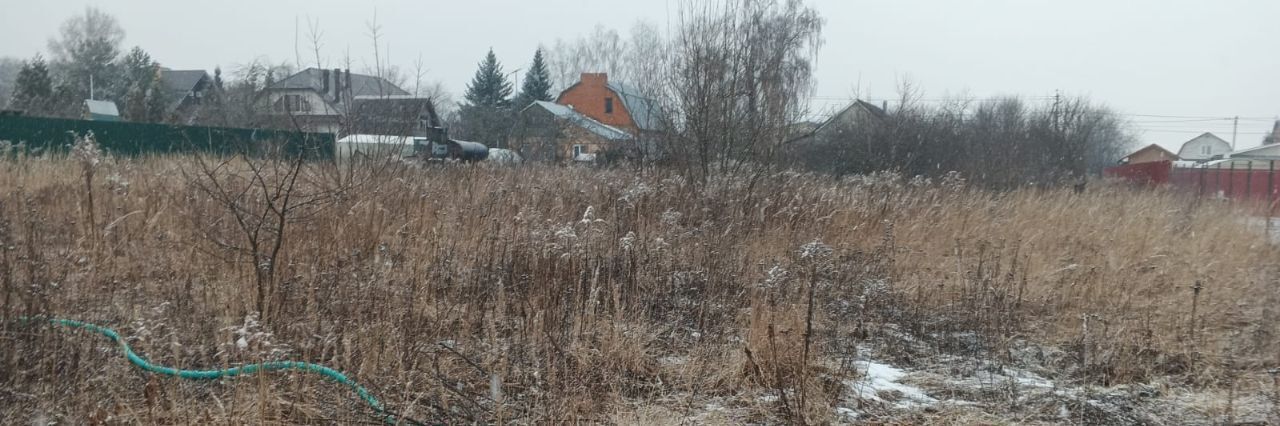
[{"left": 619, "top": 329, "right": 1279, "bottom": 425}]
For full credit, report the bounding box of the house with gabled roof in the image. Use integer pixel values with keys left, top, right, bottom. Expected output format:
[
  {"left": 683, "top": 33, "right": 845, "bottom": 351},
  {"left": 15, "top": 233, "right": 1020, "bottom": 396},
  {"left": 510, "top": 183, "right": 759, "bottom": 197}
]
[
  {"left": 262, "top": 68, "right": 412, "bottom": 134},
  {"left": 1176, "top": 132, "right": 1232, "bottom": 162},
  {"left": 554, "top": 73, "right": 660, "bottom": 135},
  {"left": 1119, "top": 144, "right": 1179, "bottom": 164},
  {"left": 512, "top": 100, "right": 633, "bottom": 163},
  {"left": 159, "top": 68, "right": 215, "bottom": 124},
  {"left": 787, "top": 99, "right": 889, "bottom": 146}
]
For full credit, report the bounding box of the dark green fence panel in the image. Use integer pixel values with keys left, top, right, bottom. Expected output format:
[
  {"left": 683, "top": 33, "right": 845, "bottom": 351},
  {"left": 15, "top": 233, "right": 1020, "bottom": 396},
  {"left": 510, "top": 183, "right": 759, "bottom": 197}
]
[{"left": 0, "top": 116, "right": 335, "bottom": 160}]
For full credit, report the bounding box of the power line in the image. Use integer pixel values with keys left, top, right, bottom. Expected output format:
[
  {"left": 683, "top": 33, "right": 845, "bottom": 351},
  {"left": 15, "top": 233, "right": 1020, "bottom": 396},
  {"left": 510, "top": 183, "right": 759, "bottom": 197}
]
[
  {"left": 1129, "top": 118, "right": 1236, "bottom": 123},
  {"left": 1137, "top": 129, "right": 1271, "bottom": 135},
  {"left": 810, "top": 95, "right": 1056, "bottom": 102},
  {"left": 1120, "top": 113, "right": 1274, "bottom": 120},
  {"left": 810, "top": 98, "right": 1275, "bottom": 120}
]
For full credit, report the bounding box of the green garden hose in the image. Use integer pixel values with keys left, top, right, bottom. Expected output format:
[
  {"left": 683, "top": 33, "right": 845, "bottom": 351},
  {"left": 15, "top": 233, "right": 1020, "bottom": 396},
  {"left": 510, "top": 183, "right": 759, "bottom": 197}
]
[{"left": 24, "top": 317, "right": 406, "bottom": 424}]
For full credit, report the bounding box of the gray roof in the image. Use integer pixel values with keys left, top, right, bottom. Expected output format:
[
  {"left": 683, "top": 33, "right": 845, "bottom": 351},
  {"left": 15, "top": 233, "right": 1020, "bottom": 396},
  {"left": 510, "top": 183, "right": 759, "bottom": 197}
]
[
  {"left": 785, "top": 100, "right": 888, "bottom": 145},
  {"left": 604, "top": 81, "right": 660, "bottom": 131},
  {"left": 823, "top": 100, "right": 886, "bottom": 127},
  {"left": 268, "top": 68, "right": 409, "bottom": 97},
  {"left": 84, "top": 99, "right": 119, "bottom": 116},
  {"left": 525, "top": 101, "right": 633, "bottom": 141},
  {"left": 160, "top": 69, "right": 210, "bottom": 112}
]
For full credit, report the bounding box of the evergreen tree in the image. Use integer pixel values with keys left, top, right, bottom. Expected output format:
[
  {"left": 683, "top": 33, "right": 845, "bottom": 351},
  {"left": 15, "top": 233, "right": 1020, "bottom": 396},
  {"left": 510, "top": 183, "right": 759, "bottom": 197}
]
[
  {"left": 213, "top": 66, "right": 224, "bottom": 91},
  {"left": 463, "top": 49, "right": 512, "bottom": 108},
  {"left": 457, "top": 49, "right": 517, "bottom": 147},
  {"left": 118, "top": 47, "right": 154, "bottom": 86},
  {"left": 10, "top": 55, "right": 54, "bottom": 115},
  {"left": 117, "top": 47, "right": 166, "bottom": 122},
  {"left": 118, "top": 47, "right": 159, "bottom": 122},
  {"left": 516, "top": 48, "right": 554, "bottom": 108}
]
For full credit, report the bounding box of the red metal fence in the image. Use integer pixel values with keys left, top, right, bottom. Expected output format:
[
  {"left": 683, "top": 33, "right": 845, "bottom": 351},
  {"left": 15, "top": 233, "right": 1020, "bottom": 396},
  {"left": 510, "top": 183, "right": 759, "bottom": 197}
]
[
  {"left": 1103, "top": 161, "right": 1171, "bottom": 186},
  {"left": 1104, "top": 160, "right": 1280, "bottom": 206}
]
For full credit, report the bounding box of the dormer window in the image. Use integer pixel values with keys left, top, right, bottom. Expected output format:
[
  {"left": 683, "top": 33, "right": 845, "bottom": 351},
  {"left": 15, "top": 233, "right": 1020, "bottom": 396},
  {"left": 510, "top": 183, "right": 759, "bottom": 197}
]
[
  {"left": 605, "top": 97, "right": 614, "bottom": 114},
  {"left": 274, "top": 94, "right": 313, "bottom": 113}
]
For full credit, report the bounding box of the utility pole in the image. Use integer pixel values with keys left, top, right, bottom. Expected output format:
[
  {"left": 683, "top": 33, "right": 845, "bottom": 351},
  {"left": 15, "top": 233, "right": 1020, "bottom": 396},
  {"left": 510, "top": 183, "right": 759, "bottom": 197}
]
[
  {"left": 1052, "top": 90, "right": 1062, "bottom": 133},
  {"left": 1232, "top": 116, "right": 1239, "bottom": 150}
]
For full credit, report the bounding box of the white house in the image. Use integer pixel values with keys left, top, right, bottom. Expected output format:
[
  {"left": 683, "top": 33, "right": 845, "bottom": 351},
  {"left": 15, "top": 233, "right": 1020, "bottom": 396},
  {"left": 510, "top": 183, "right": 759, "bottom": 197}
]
[{"left": 1175, "top": 132, "right": 1232, "bottom": 162}]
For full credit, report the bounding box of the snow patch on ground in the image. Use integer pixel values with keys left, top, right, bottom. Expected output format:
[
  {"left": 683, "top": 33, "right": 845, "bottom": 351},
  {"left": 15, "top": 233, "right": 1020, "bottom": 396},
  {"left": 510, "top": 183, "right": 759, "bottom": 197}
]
[{"left": 845, "top": 360, "right": 938, "bottom": 409}]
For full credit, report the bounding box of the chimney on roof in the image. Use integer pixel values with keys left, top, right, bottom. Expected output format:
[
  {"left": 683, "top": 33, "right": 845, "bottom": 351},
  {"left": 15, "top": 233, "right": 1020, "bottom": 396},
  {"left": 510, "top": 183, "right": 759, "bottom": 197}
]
[
  {"left": 321, "top": 69, "right": 330, "bottom": 98},
  {"left": 345, "top": 69, "right": 352, "bottom": 100},
  {"left": 581, "top": 72, "right": 607, "bottom": 86},
  {"left": 882, "top": 100, "right": 888, "bottom": 114},
  {"left": 332, "top": 68, "right": 342, "bottom": 101}
]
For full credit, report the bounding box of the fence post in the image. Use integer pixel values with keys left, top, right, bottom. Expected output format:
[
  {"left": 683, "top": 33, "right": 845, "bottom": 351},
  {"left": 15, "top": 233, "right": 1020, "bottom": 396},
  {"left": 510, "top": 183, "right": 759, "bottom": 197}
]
[
  {"left": 1270, "top": 160, "right": 1276, "bottom": 240},
  {"left": 1270, "top": 160, "right": 1276, "bottom": 207},
  {"left": 1199, "top": 165, "right": 1206, "bottom": 198},
  {"left": 1228, "top": 161, "right": 1236, "bottom": 200},
  {"left": 1246, "top": 160, "right": 1253, "bottom": 204},
  {"left": 1215, "top": 165, "right": 1221, "bottom": 199}
]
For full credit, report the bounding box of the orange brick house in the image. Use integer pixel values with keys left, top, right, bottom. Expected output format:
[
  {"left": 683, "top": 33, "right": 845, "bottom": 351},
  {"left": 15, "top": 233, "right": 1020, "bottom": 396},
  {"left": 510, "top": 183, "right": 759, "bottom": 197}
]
[{"left": 554, "top": 73, "right": 660, "bottom": 135}]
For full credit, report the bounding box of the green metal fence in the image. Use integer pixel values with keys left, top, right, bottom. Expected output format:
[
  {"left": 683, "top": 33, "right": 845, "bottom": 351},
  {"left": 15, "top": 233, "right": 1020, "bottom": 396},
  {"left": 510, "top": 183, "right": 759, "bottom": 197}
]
[{"left": 0, "top": 115, "right": 335, "bottom": 159}]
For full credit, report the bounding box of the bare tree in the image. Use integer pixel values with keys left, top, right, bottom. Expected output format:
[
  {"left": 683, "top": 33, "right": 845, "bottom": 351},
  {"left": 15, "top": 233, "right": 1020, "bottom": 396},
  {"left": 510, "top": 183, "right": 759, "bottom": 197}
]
[
  {"left": 185, "top": 150, "right": 335, "bottom": 323},
  {"left": 307, "top": 15, "right": 326, "bottom": 69},
  {"left": 664, "top": 0, "right": 824, "bottom": 180},
  {"left": 545, "top": 25, "right": 627, "bottom": 89}
]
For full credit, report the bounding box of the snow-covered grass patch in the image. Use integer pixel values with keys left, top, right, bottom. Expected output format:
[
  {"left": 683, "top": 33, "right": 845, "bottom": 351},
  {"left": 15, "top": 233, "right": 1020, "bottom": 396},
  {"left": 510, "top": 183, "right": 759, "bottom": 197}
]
[{"left": 845, "top": 359, "right": 937, "bottom": 409}]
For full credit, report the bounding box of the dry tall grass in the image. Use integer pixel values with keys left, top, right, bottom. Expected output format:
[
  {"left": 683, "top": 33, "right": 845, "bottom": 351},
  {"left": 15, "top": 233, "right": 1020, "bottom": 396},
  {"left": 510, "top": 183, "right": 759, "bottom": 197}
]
[{"left": 1, "top": 153, "right": 1275, "bottom": 424}]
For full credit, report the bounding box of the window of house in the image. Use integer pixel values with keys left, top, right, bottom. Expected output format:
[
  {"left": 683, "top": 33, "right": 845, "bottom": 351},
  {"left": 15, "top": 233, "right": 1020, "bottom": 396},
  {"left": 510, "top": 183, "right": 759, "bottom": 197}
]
[
  {"left": 1202, "top": 145, "right": 1211, "bottom": 155},
  {"left": 573, "top": 144, "right": 585, "bottom": 158},
  {"left": 274, "top": 94, "right": 312, "bottom": 113},
  {"left": 605, "top": 97, "right": 613, "bottom": 114}
]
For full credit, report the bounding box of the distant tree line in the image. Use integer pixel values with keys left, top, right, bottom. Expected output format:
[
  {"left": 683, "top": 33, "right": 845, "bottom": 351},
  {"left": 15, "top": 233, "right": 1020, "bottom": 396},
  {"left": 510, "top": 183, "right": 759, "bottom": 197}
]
[
  {"left": 786, "top": 93, "right": 1137, "bottom": 189},
  {"left": 538, "top": 0, "right": 1134, "bottom": 189}
]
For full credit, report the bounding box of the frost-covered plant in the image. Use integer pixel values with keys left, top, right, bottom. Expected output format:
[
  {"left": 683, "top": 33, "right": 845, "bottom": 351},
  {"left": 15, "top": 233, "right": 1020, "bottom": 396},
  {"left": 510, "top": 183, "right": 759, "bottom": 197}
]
[
  {"left": 220, "top": 313, "right": 291, "bottom": 361},
  {"left": 71, "top": 131, "right": 104, "bottom": 241},
  {"left": 70, "top": 131, "right": 103, "bottom": 170},
  {"left": 798, "top": 239, "right": 833, "bottom": 260}
]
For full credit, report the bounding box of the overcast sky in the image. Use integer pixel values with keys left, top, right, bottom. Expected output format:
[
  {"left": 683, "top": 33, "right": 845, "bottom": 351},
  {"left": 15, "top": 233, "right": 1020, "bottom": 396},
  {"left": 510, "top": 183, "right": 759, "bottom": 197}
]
[{"left": 2, "top": 0, "right": 1276, "bottom": 151}]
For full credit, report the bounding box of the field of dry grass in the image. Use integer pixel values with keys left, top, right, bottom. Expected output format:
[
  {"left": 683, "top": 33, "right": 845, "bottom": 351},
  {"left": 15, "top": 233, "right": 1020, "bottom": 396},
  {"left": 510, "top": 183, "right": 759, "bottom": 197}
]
[{"left": 2, "top": 149, "right": 1278, "bottom": 424}]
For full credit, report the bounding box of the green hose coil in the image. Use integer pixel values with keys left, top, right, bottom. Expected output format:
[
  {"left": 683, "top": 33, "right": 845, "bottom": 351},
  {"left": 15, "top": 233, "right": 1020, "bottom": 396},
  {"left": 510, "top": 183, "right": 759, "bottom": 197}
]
[{"left": 32, "top": 318, "right": 397, "bottom": 423}]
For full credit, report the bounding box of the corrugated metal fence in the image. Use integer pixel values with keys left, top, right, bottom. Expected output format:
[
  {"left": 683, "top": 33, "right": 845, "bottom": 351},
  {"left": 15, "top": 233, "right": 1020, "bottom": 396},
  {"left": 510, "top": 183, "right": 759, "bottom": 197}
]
[
  {"left": 0, "top": 115, "right": 335, "bottom": 159},
  {"left": 1105, "top": 160, "right": 1280, "bottom": 207}
]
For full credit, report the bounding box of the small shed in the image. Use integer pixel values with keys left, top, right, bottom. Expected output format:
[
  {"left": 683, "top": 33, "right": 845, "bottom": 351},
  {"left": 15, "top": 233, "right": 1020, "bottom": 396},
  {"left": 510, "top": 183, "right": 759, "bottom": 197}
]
[{"left": 83, "top": 100, "right": 120, "bottom": 122}]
